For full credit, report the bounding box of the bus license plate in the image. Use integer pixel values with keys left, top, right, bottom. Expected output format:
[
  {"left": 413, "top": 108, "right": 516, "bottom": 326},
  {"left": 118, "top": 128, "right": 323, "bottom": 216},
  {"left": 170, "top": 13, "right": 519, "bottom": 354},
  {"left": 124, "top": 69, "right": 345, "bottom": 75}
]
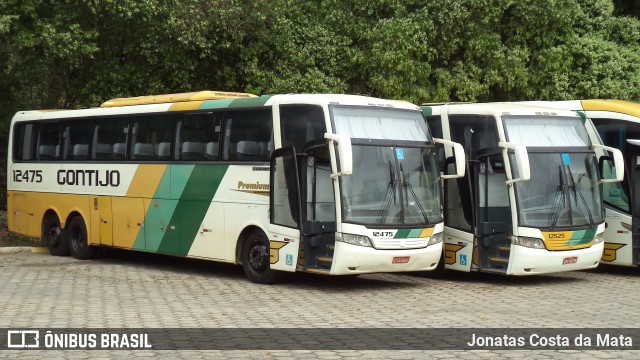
[
  {"left": 562, "top": 256, "right": 578, "bottom": 265},
  {"left": 392, "top": 256, "right": 410, "bottom": 264}
]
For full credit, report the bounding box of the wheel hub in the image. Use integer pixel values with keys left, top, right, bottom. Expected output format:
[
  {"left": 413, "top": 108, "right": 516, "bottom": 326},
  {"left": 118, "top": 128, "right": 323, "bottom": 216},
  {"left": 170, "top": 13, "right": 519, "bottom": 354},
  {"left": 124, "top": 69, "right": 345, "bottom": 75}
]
[{"left": 249, "top": 243, "right": 268, "bottom": 271}]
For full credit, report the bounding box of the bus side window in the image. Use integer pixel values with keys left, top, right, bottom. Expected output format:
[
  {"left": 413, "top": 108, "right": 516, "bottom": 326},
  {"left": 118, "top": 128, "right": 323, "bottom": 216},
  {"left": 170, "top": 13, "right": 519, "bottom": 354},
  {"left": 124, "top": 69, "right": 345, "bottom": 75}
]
[
  {"left": 222, "top": 109, "right": 272, "bottom": 161},
  {"left": 13, "top": 123, "right": 38, "bottom": 161},
  {"left": 131, "top": 115, "right": 173, "bottom": 161},
  {"left": 425, "top": 115, "right": 445, "bottom": 171},
  {"left": 280, "top": 105, "right": 326, "bottom": 152},
  {"left": 92, "top": 118, "right": 130, "bottom": 160},
  {"left": 593, "top": 118, "right": 633, "bottom": 213},
  {"left": 36, "top": 122, "right": 61, "bottom": 161},
  {"left": 62, "top": 120, "right": 92, "bottom": 161},
  {"left": 176, "top": 112, "right": 221, "bottom": 161}
]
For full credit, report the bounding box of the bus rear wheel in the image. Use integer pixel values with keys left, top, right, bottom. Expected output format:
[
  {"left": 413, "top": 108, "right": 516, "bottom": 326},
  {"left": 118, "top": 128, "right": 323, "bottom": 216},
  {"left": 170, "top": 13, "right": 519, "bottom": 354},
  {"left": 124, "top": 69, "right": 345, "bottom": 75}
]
[
  {"left": 42, "top": 213, "right": 69, "bottom": 256},
  {"left": 67, "top": 216, "right": 97, "bottom": 260},
  {"left": 242, "top": 231, "right": 282, "bottom": 284}
]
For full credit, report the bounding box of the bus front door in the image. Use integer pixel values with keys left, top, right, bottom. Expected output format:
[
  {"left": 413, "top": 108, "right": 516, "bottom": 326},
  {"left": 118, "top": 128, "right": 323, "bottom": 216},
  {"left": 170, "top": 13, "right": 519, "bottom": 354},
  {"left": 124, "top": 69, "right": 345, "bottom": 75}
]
[
  {"left": 474, "top": 152, "right": 513, "bottom": 273},
  {"left": 269, "top": 147, "right": 302, "bottom": 272}
]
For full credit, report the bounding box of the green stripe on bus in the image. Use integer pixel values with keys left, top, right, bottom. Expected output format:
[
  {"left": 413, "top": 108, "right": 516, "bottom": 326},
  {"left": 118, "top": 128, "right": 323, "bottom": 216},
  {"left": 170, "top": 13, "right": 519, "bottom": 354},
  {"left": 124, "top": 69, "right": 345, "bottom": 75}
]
[
  {"left": 170, "top": 164, "right": 198, "bottom": 198},
  {"left": 157, "top": 164, "right": 229, "bottom": 256},
  {"left": 576, "top": 110, "right": 588, "bottom": 124},
  {"left": 199, "top": 96, "right": 271, "bottom": 110},
  {"left": 199, "top": 99, "right": 236, "bottom": 109},
  {"left": 394, "top": 229, "right": 411, "bottom": 238},
  {"left": 133, "top": 165, "right": 196, "bottom": 251},
  {"left": 228, "top": 96, "right": 271, "bottom": 108},
  {"left": 420, "top": 107, "right": 433, "bottom": 116},
  {"left": 132, "top": 166, "right": 172, "bottom": 250},
  {"left": 141, "top": 198, "right": 181, "bottom": 252},
  {"left": 564, "top": 228, "right": 596, "bottom": 246},
  {"left": 407, "top": 229, "right": 423, "bottom": 238}
]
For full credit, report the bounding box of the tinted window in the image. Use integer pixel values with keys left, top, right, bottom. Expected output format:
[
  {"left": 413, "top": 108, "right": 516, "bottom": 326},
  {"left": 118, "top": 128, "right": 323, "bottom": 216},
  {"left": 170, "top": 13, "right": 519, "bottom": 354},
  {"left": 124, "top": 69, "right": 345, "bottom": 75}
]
[
  {"left": 131, "top": 115, "right": 174, "bottom": 161},
  {"left": 445, "top": 115, "right": 499, "bottom": 230},
  {"left": 62, "top": 120, "right": 92, "bottom": 160},
  {"left": 177, "top": 113, "right": 222, "bottom": 161},
  {"left": 13, "top": 123, "right": 38, "bottom": 161},
  {"left": 36, "top": 122, "right": 61, "bottom": 160},
  {"left": 280, "top": 105, "right": 326, "bottom": 151},
  {"left": 223, "top": 109, "right": 272, "bottom": 161},
  {"left": 93, "top": 117, "right": 130, "bottom": 160},
  {"left": 425, "top": 115, "right": 445, "bottom": 171},
  {"left": 592, "top": 118, "right": 638, "bottom": 214}
]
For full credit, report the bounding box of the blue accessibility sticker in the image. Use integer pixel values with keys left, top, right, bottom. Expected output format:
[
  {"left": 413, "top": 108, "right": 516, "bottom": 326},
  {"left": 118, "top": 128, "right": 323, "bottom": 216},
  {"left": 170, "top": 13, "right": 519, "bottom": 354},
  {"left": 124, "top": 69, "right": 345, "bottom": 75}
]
[
  {"left": 396, "top": 148, "right": 405, "bottom": 160},
  {"left": 562, "top": 153, "right": 570, "bottom": 165}
]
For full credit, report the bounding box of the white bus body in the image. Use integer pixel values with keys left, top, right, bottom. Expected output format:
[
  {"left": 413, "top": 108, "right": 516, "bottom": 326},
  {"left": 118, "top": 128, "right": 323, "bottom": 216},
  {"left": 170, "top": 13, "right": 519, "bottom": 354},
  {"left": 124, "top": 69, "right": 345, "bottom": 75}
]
[
  {"left": 421, "top": 102, "right": 624, "bottom": 275},
  {"left": 7, "top": 92, "right": 465, "bottom": 283},
  {"left": 522, "top": 100, "right": 639, "bottom": 267}
]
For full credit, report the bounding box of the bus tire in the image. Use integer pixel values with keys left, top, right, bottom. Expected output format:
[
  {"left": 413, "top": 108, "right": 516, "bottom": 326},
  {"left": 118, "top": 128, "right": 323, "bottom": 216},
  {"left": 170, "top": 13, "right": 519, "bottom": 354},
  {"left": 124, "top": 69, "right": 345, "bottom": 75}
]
[
  {"left": 242, "top": 231, "right": 282, "bottom": 284},
  {"left": 42, "top": 213, "right": 69, "bottom": 256},
  {"left": 67, "top": 216, "right": 97, "bottom": 260}
]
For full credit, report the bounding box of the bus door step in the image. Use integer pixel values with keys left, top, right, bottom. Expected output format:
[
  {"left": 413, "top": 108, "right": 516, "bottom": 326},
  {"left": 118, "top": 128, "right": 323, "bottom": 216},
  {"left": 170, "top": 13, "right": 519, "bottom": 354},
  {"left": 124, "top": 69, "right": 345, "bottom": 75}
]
[
  {"left": 489, "top": 256, "right": 509, "bottom": 271},
  {"left": 306, "top": 268, "right": 330, "bottom": 275}
]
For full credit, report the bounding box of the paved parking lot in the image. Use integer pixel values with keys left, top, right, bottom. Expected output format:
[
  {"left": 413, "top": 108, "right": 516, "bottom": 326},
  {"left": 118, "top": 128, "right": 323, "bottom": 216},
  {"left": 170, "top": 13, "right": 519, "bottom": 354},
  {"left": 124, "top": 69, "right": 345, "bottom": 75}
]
[{"left": 0, "top": 248, "right": 639, "bottom": 359}]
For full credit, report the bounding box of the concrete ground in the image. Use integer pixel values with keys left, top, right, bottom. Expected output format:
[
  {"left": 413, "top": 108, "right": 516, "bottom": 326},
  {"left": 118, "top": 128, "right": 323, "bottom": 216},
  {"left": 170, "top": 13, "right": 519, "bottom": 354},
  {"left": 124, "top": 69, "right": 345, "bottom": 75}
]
[{"left": 0, "top": 248, "right": 638, "bottom": 359}]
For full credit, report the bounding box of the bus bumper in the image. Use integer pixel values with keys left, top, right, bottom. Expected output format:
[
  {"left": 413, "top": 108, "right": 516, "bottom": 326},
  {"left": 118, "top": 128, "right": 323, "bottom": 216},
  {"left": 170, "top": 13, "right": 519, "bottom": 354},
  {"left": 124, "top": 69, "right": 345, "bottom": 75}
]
[
  {"left": 508, "top": 242, "right": 604, "bottom": 275},
  {"left": 329, "top": 241, "right": 443, "bottom": 274}
]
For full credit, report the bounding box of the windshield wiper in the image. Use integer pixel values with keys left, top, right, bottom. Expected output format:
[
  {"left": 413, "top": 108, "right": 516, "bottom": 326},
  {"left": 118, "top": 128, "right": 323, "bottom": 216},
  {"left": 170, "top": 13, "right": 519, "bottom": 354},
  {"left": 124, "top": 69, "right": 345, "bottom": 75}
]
[
  {"left": 400, "top": 163, "right": 429, "bottom": 223},
  {"left": 548, "top": 165, "right": 568, "bottom": 230},
  {"left": 566, "top": 165, "right": 595, "bottom": 228},
  {"left": 377, "top": 160, "right": 398, "bottom": 224}
]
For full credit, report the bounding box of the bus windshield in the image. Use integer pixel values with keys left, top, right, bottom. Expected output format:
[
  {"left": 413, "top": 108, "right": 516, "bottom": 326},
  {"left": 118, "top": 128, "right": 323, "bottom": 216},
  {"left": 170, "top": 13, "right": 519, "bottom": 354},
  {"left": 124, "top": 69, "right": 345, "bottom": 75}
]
[
  {"left": 339, "top": 145, "right": 442, "bottom": 226},
  {"left": 513, "top": 152, "right": 604, "bottom": 229},
  {"left": 330, "top": 106, "right": 441, "bottom": 227},
  {"left": 503, "top": 115, "right": 603, "bottom": 229}
]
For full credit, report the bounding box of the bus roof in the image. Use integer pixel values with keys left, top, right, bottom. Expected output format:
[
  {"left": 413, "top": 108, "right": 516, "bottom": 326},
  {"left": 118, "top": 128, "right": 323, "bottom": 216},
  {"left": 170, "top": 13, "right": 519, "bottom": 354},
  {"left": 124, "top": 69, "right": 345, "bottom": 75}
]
[
  {"left": 581, "top": 99, "right": 640, "bottom": 118},
  {"left": 100, "top": 90, "right": 257, "bottom": 107},
  {"left": 421, "top": 102, "right": 580, "bottom": 118},
  {"left": 11, "top": 93, "right": 420, "bottom": 124}
]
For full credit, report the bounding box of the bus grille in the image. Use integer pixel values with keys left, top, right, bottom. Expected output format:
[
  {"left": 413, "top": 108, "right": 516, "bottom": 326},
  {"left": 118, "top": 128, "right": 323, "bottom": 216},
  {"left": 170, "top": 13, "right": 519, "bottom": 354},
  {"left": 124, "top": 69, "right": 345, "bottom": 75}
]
[
  {"left": 371, "top": 238, "right": 430, "bottom": 250},
  {"left": 543, "top": 238, "right": 593, "bottom": 251}
]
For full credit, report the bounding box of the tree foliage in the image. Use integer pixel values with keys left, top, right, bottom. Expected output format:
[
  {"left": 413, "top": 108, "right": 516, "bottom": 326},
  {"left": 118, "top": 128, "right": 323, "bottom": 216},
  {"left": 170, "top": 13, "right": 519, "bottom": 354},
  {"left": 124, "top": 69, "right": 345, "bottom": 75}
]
[{"left": 1, "top": 0, "right": 640, "bottom": 133}]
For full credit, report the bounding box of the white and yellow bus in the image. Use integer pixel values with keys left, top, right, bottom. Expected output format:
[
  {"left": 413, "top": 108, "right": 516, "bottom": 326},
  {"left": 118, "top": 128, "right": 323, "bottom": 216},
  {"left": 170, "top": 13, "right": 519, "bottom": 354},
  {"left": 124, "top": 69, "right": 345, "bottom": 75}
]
[
  {"left": 421, "top": 102, "right": 624, "bottom": 275},
  {"left": 7, "top": 91, "right": 465, "bottom": 283},
  {"left": 522, "top": 100, "right": 640, "bottom": 267}
]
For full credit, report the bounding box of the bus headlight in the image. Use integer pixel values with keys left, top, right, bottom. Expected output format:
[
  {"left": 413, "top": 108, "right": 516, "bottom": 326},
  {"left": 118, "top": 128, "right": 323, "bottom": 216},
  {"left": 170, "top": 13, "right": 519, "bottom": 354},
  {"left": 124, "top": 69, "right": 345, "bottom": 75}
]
[
  {"left": 593, "top": 233, "right": 605, "bottom": 244},
  {"left": 428, "top": 232, "right": 443, "bottom": 246},
  {"left": 336, "top": 233, "right": 372, "bottom": 247},
  {"left": 512, "top": 236, "right": 546, "bottom": 249}
]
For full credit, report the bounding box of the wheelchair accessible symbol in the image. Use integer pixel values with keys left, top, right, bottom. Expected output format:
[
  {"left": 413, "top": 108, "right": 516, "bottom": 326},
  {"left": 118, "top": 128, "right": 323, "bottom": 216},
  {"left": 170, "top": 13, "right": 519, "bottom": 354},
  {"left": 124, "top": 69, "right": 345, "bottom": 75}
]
[
  {"left": 286, "top": 254, "right": 293, "bottom": 266},
  {"left": 459, "top": 254, "right": 467, "bottom": 266}
]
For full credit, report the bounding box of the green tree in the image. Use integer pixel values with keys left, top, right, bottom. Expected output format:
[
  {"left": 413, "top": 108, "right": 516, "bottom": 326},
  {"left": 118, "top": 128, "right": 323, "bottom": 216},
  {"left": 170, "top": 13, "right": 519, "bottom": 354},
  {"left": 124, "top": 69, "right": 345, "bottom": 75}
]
[{"left": 613, "top": 0, "right": 640, "bottom": 17}]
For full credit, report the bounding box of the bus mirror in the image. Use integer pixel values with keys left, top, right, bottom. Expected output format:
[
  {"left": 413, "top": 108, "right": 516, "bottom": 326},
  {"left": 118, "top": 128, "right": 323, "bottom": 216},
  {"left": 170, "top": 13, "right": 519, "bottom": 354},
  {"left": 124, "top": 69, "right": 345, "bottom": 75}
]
[
  {"left": 434, "top": 138, "right": 465, "bottom": 179},
  {"left": 593, "top": 144, "right": 624, "bottom": 183},
  {"left": 499, "top": 142, "right": 530, "bottom": 185},
  {"left": 627, "top": 139, "right": 640, "bottom": 147},
  {"left": 324, "top": 133, "right": 353, "bottom": 177}
]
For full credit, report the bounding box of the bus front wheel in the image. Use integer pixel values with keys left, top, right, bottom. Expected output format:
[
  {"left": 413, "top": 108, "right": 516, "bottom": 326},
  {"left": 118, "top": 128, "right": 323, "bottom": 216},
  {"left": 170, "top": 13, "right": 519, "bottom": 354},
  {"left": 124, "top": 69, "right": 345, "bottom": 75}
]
[
  {"left": 67, "top": 216, "right": 97, "bottom": 260},
  {"left": 42, "top": 213, "right": 69, "bottom": 256},
  {"left": 241, "top": 231, "right": 282, "bottom": 284}
]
